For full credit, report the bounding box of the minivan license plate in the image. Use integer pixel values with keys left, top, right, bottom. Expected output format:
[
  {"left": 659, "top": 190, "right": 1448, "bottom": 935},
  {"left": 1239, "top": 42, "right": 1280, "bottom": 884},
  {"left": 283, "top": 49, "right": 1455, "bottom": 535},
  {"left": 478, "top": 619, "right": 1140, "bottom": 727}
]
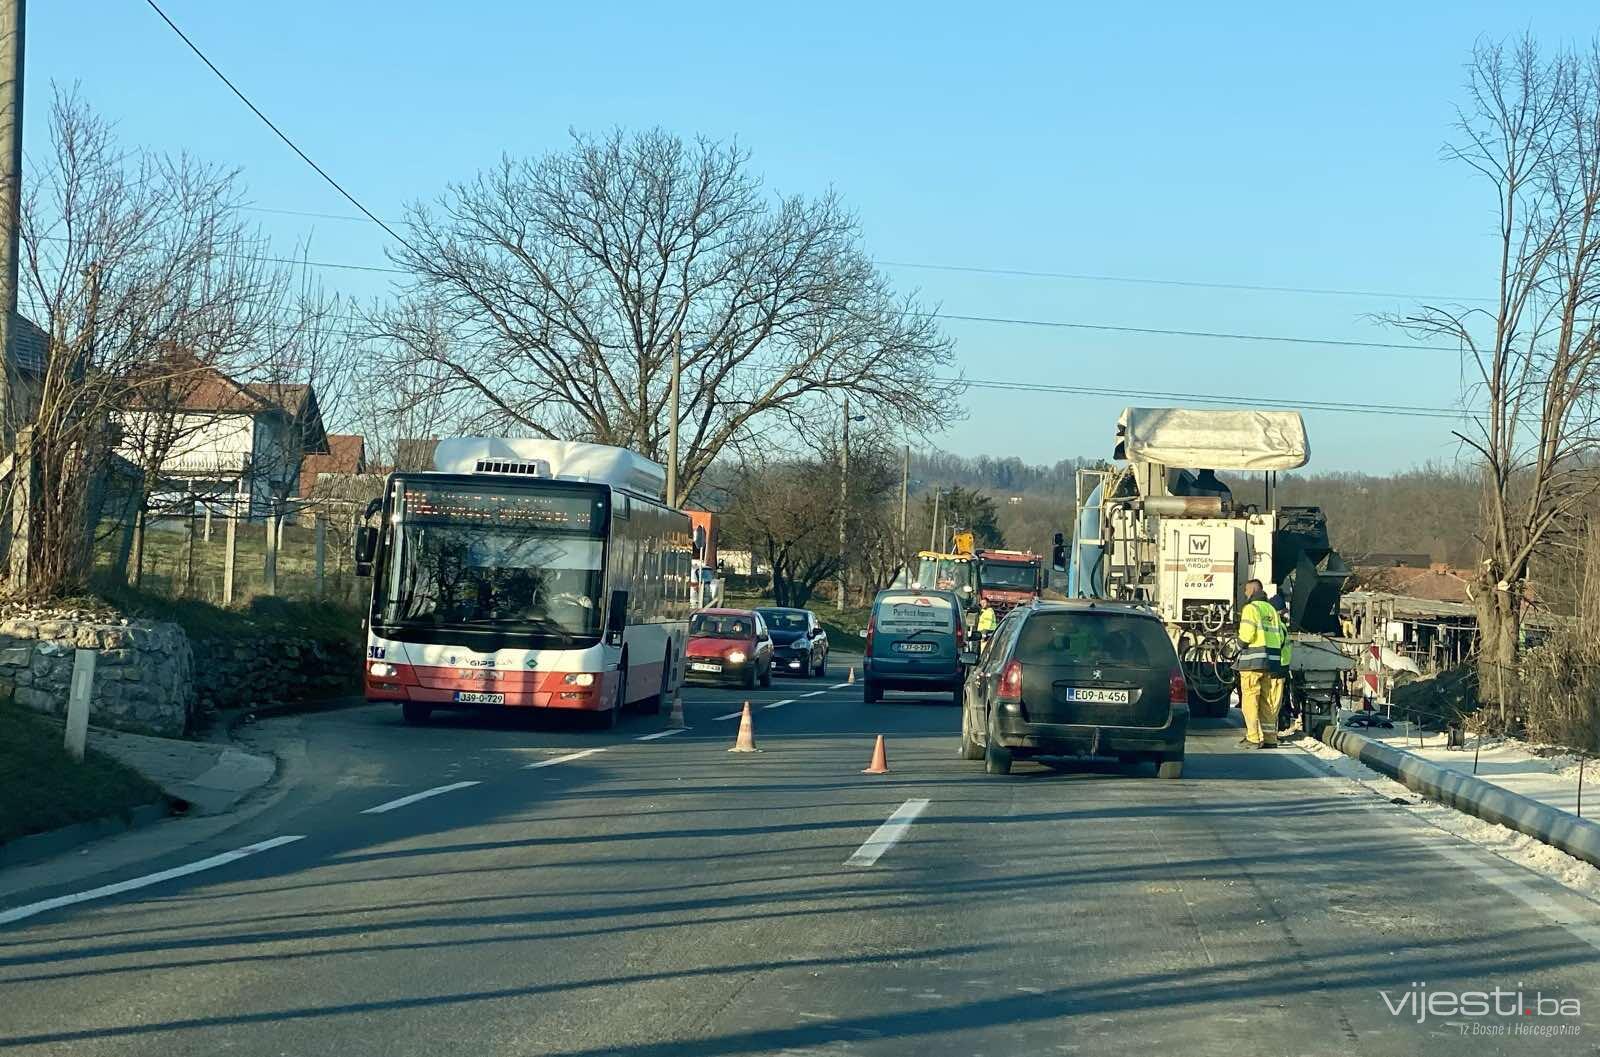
[
  {"left": 894, "top": 642, "right": 935, "bottom": 653},
  {"left": 454, "top": 691, "right": 505, "bottom": 704},
  {"left": 1063, "top": 687, "right": 1130, "bottom": 704}
]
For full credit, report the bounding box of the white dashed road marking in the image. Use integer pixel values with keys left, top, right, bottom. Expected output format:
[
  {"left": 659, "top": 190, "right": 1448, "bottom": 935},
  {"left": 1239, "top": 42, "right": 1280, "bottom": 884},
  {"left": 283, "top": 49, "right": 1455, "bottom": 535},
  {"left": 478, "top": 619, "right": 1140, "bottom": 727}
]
[
  {"left": 845, "top": 799, "right": 930, "bottom": 867},
  {"left": 0, "top": 836, "right": 307, "bottom": 927},
  {"left": 803, "top": 690, "right": 828, "bottom": 698},
  {"left": 524, "top": 748, "right": 606, "bottom": 769},
  {"left": 714, "top": 711, "right": 744, "bottom": 721},
  {"left": 763, "top": 699, "right": 795, "bottom": 710},
  {"left": 636, "top": 728, "right": 690, "bottom": 741},
  {"left": 362, "top": 781, "right": 481, "bottom": 815}
]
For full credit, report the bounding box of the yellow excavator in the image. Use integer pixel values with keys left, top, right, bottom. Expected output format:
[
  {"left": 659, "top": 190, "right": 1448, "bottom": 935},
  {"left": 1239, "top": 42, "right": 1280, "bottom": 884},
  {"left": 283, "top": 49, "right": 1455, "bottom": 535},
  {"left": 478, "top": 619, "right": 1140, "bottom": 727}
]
[{"left": 912, "top": 529, "right": 979, "bottom": 615}]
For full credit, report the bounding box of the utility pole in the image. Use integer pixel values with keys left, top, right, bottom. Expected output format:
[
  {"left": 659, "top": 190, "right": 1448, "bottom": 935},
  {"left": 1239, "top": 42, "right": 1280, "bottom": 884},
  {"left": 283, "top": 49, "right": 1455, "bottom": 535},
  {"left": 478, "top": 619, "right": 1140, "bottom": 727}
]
[
  {"left": 837, "top": 396, "right": 849, "bottom": 612},
  {"left": 665, "top": 331, "right": 680, "bottom": 508},
  {"left": 899, "top": 443, "right": 909, "bottom": 568},
  {"left": 929, "top": 488, "right": 942, "bottom": 551},
  {"left": 0, "top": 0, "right": 21, "bottom": 443}
]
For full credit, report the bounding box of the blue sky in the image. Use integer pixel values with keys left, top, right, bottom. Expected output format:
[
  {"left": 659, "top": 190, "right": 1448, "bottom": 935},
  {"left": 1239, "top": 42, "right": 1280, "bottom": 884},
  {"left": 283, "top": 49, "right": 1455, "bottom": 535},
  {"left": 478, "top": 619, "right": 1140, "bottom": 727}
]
[{"left": 27, "top": 1, "right": 1600, "bottom": 472}]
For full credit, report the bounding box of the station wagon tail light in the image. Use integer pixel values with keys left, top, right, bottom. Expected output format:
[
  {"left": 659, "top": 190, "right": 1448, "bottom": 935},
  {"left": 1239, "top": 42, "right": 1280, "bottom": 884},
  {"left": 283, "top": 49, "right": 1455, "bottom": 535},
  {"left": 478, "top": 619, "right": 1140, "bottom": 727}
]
[
  {"left": 997, "top": 659, "right": 1024, "bottom": 703},
  {"left": 864, "top": 619, "right": 875, "bottom": 654},
  {"left": 1169, "top": 667, "right": 1188, "bottom": 705}
]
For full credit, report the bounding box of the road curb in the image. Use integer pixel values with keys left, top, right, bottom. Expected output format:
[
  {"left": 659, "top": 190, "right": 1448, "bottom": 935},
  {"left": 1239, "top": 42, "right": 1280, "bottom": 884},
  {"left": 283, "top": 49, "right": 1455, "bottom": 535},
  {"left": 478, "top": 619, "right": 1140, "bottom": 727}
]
[
  {"left": 1318, "top": 722, "right": 1600, "bottom": 870},
  {"left": 0, "top": 802, "right": 171, "bottom": 871}
]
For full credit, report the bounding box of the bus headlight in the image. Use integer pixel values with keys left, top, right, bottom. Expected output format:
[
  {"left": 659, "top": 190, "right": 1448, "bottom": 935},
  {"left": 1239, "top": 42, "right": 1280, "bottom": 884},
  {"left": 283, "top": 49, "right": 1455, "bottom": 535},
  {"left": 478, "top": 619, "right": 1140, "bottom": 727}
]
[
  {"left": 562, "top": 673, "right": 596, "bottom": 687},
  {"left": 368, "top": 662, "right": 397, "bottom": 678},
  {"left": 725, "top": 650, "right": 747, "bottom": 664}
]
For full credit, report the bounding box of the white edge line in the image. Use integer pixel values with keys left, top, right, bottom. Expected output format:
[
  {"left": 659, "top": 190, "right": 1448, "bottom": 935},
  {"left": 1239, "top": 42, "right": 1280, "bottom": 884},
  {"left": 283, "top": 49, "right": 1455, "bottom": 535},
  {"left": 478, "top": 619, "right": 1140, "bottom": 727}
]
[
  {"left": 763, "top": 699, "right": 795, "bottom": 710},
  {"left": 524, "top": 747, "right": 606, "bottom": 770},
  {"left": 361, "top": 780, "right": 481, "bottom": 815},
  {"left": 714, "top": 711, "right": 744, "bottom": 721},
  {"left": 636, "top": 728, "right": 690, "bottom": 741},
  {"left": 846, "top": 798, "right": 931, "bottom": 867},
  {"left": 0, "top": 835, "right": 306, "bottom": 927}
]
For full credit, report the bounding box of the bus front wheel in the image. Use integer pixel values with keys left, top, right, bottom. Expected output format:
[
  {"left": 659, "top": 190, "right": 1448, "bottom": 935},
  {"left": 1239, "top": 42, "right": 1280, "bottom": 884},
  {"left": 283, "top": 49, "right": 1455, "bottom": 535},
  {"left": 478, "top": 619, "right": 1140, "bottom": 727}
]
[
  {"left": 402, "top": 702, "right": 432, "bottom": 725},
  {"left": 598, "top": 662, "right": 625, "bottom": 729}
]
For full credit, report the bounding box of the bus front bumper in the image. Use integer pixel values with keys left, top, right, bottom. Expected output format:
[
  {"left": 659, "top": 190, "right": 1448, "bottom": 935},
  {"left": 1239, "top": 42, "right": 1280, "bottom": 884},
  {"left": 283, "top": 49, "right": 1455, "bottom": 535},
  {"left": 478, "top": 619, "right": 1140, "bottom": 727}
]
[{"left": 365, "top": 669, "right": 614, "bottom": 711}]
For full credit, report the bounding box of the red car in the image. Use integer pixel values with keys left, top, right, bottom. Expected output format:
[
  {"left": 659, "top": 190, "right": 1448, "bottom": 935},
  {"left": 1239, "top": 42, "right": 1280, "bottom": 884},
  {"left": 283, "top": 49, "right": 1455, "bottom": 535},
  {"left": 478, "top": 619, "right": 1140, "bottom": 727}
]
[{"left": 686, "top": 608, "right": 774, "bottom": 688}]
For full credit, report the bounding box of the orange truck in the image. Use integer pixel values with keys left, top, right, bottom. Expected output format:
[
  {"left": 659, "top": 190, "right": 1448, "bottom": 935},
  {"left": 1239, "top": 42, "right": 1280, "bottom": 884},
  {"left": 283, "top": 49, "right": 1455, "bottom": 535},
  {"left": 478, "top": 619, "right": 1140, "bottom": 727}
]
[{"left": 975, "top": 548, "right": 1043, "bottom": 615}]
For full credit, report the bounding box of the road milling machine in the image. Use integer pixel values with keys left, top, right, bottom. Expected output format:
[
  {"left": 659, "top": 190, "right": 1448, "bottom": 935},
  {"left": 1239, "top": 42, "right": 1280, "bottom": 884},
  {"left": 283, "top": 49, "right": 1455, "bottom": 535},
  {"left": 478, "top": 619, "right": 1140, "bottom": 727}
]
[{"left": 1055, "top": 408, "right": 1353, "bottom": 724}]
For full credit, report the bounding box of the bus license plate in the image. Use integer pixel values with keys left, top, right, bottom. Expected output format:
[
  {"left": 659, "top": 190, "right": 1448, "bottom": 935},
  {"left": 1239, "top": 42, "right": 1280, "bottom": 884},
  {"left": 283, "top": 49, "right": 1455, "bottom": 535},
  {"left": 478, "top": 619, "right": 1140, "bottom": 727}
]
[
  {"left": 691, "top": 662, "right": 722, "bottom": 673},
  {"left": 1064, "top": 687, "right": 1129, "bottom": 704},
  {"left": 454, "top": 691, "right": 505, "bottom": 704},
  {"left": 894, "top": 642, "right": 935, "bottom": 653}
]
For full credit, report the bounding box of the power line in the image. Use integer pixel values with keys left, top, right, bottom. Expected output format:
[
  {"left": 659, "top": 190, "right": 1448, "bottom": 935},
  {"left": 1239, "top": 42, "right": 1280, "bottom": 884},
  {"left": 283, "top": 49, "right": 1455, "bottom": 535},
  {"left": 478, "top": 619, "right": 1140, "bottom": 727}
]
[
  {"left": 877, "top": 260, "right": 1490, "bottom": 305},
  {"left": 25, "top": 295, "right": 1458, "bottom": 419},
  {"left": 234, "top": 207, "right": 1486, "bottom": 305},
  {"left": 929, "top": 313, "right": 1449, "bottom": 352},
  {"left": 235, "top": 203, "right": 1486, "bottom": 305},
  {"left": 22, "top": 240, "right": 1448, "bottom": 351},
  {"left": 140, "top": 0, "right": 415, "bottom": 255},
  {"left": 956, "top": 377, "right": 1466, "bottom": 420}
]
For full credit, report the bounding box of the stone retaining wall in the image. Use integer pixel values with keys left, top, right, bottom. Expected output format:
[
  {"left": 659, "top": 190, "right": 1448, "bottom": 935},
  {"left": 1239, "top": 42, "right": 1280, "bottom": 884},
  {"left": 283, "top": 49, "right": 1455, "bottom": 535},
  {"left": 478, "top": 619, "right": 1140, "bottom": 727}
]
[
  {"left": 189, "top": 634, "right": 361, "bottom": 713},
  {"left": 0, "top": 618, "right": 195, "bottom": 737}
]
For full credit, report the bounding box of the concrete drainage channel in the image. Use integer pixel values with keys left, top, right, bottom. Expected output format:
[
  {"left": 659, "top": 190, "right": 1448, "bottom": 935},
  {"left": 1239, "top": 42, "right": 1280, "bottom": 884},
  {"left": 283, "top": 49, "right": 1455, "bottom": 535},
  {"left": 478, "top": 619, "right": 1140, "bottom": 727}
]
[{"left": 1317, "top": 723, "right": 1600, "bottom": 870}]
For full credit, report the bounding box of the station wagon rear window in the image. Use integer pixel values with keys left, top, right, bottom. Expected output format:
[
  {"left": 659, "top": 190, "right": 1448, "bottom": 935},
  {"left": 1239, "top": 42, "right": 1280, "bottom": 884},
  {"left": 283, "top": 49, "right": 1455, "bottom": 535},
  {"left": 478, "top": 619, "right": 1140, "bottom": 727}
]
[
  {"left": 1014, "top": 613, "right": 1176, "bottom": 667},
  {"left": 875, "top": 594, "right": 956, "bottom": 633}
]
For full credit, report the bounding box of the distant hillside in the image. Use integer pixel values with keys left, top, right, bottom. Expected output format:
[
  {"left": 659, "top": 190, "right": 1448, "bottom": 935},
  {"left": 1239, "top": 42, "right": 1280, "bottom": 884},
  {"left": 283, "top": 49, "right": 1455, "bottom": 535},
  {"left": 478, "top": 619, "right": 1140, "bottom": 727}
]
[{"left": 912, "top": 451, "right": 1479, "bottom": 566}]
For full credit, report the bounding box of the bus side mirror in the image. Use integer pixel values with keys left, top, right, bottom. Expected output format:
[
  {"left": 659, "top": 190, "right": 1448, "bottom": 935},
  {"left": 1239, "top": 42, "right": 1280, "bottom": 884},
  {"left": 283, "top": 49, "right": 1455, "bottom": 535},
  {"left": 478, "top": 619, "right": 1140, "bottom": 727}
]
[
  {"left": 1051, "top": 539, "right": 1067, "bottom": 573},
  {"left": 607, "top": 590, "right": 629, "bottom": 646},
  {"left": 354, "top": 526, "right": 378, "bottom": 577}
]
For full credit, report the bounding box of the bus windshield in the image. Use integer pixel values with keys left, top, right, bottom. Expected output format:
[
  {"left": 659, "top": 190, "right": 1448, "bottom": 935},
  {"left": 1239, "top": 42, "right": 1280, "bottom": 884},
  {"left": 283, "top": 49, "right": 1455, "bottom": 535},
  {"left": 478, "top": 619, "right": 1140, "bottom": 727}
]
[{"left": 381, "top": 481, "right": 608, "bottom": 640}]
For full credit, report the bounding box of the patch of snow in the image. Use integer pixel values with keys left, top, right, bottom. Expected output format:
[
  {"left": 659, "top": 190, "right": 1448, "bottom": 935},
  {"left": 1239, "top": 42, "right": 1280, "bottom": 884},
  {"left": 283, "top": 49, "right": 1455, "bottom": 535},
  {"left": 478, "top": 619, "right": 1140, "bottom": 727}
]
[{"left": 1358, "top": 720, "right": 1597, "bottom": 817}]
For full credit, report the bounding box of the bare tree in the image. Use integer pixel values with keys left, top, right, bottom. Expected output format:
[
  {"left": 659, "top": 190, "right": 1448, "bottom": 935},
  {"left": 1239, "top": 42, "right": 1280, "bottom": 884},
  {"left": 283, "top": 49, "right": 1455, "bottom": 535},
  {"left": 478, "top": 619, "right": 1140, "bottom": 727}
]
[
  {"left": 1395, "top": 38, "right": 1600, "bottom": 712},
  {"left": 7, "top": 90, "right": 286, "bottom": 598},
  {"left": 722, "top": 443, "right": 897, "bottom": 608},
  {"left": 379, "top": 128, "right": 960, "bottom": 505},
  {"left": 348, "top": 303, "right": 482, "bottom": 471}
]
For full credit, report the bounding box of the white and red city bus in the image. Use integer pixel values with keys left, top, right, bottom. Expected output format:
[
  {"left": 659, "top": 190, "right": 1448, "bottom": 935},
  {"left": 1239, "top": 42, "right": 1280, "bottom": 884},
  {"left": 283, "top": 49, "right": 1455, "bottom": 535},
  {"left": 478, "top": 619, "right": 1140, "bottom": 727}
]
[{"left": 355, "top": 438, "right": 692, "bottom": 726}]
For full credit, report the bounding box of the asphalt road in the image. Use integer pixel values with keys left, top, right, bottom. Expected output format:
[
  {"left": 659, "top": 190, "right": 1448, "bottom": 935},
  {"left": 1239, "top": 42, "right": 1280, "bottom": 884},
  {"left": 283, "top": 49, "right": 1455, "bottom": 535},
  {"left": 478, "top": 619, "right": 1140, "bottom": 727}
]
[{"left": 3, "top": 660, "right": 1600, "bottom": 1056}]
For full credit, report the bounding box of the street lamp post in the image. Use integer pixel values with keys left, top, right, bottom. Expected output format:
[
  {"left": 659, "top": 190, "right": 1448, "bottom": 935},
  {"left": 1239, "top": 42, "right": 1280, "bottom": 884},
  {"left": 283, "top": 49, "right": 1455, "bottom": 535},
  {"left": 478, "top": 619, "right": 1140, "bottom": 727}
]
[
  {"left": 837, "top": 397, "right": 867, "bottom": 612},
  {"left": 665, "top": 331, "right": 681, "bottom": 507}
]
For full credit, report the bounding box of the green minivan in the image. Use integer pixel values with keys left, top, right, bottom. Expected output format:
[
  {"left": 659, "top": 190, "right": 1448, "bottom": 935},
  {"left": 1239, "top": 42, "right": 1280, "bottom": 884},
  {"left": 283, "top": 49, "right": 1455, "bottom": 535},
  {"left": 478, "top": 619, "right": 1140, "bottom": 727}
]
[{"left": 861, "top": 588, "right": 976, "bottom": 705}]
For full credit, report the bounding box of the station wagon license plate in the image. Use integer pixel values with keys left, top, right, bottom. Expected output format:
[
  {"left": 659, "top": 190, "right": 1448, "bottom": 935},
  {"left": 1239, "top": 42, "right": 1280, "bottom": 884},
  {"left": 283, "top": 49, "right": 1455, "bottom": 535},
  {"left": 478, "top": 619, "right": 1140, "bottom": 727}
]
[
  {"left": 894, "top": 642, "right": 936, "bottom": 653},
  {"left": 454, "top": 691, "right": 505, "bottom": 704},
  {"left": 691, "top": 662, "right": 723, "bottom": 673},
  {"left": 1063, "top": 687, "right": 1130, "bottom": 704}
]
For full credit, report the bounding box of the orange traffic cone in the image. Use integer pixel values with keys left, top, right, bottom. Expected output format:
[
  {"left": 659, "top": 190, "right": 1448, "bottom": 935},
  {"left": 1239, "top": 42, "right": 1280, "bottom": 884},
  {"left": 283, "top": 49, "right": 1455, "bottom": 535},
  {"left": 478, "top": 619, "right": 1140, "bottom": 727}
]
[
  {"left": 847, "top": 666, "right": 856, "bottom": 685},
  {"left": 862, "top": 734, "right": 889, "bottom": 774},
  {"left": 729, "top": 702, "right": 759, "bottom": 752},
  {"left": 667, "top": 689, "right": 686, "bottom": 729}
]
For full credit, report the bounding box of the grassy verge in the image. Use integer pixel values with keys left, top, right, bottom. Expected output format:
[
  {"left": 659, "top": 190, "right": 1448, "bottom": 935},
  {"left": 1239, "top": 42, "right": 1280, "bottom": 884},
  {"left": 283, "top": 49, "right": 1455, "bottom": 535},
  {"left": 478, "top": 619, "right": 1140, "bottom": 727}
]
[
  {"left": 86, "top": 577, "right": 363, "bottom": 647},
  {"left": 0, "top": 702, "right": 164, "bottom": 844}
]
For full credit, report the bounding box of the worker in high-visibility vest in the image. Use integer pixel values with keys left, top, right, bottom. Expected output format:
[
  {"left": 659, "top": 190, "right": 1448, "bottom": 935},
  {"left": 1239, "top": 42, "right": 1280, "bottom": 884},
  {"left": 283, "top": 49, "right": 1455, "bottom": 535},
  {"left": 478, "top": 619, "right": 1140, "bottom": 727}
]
[
  {"left": 1235, "top": 578, "right": 1286, "bottom": 748},
  {"left": 976, "top": 599, "right": 998, "bottom": 651}
]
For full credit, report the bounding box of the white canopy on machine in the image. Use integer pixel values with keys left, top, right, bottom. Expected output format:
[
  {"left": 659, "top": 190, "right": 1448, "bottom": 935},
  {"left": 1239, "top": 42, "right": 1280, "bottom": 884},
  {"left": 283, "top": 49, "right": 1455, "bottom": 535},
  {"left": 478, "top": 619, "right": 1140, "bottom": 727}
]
[
  {"left": 432, "top": 437, "right": 668, "bottom": 501},
  {"left": 1116, "top": 407, "right": 1309, "bottom": 471}
]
